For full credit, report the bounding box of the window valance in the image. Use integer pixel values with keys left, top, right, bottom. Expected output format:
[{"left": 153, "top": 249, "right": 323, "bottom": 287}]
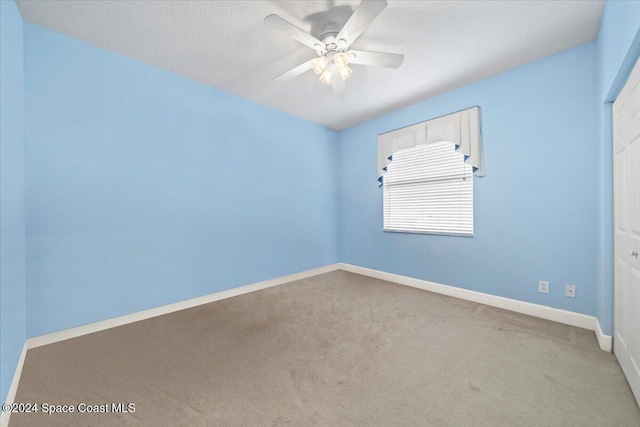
[{"left": 377, "top": 106, "right": 485, "bottom": 184}]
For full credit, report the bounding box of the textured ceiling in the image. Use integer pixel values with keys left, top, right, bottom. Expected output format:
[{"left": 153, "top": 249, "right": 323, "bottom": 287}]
[{"left": 16, "top": 0, "right": 605, "bottom": 130}]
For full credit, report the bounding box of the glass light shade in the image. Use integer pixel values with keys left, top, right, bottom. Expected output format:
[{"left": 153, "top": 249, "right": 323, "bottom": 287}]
[
  {"left": 312, "top": 57, "right": 329, "bottom": 75},
  {"left": 338, "top": 65, "right": 353, "bottom": 80},
  {"left": 334, "top": 52, "right": 349, "bottom": 68},
  {"left": 319, "top": 66, "right": 333, "bottom": 84}
]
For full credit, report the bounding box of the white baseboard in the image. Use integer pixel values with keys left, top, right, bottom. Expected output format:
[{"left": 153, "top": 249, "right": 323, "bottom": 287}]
[
  {"left": 12, "top": 259, "right": 613, "bottom": 406},
  {"left": 0, "top": 342, "right": 28, "bottom": 427},
  {"left": 339, "top": 263, "right": 613, "bottom": 352},
  {"left": 27, "top": 263, "right": 341, "bottom": 349},
  {"left": 595, "top": 318, "right": 613, "bottom": 352},
  {"left": 26, "top": 262, "right": 614, "bottom": 352}
]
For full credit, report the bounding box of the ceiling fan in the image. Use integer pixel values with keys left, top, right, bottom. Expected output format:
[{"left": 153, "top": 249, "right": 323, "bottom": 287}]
[{"left": 265, "top": 0, "right": 404, "bottom": 95}]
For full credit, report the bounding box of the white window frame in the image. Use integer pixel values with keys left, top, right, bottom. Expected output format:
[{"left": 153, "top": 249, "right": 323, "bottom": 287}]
[{"left": 383, "top": 141, "right": 474, "bottom": 237}]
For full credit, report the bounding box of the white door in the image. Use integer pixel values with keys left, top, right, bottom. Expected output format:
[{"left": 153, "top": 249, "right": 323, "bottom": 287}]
[{"left": 613, "top": 55, "right": 640, "bottom": 406}]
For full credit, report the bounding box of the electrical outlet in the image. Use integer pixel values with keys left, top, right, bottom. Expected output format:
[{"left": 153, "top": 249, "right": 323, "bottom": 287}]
[
  {"left": 565, "top": 284, "right": 576, "bottom": 298},
  {"left": 539, "top": 280, "right": 549, "bottom": 294}
]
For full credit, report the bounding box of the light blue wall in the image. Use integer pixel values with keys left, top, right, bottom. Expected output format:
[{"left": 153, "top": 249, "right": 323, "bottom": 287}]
[
  {"left": 595, "top": 1, "right": 640, "bottom": 335},
  {"left": 338, "top": 42, "right": 599, "bottom": 316},
  {"left": 597, "top": 1, "right": 640, "bottom": 102},
  {"left": 4, "top": 4, "right": 636, "bottom": 395},
  {"left": 0, "top": 0, "right": 26, "bottom": 405},
  {"left": 24, "top": 24, "right": 338, "bottom": 337}
]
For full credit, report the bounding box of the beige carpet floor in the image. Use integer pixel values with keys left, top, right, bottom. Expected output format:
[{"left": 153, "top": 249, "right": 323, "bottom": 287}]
[{"left": 10, "top": 270, "right": 640, "bottom": 426}]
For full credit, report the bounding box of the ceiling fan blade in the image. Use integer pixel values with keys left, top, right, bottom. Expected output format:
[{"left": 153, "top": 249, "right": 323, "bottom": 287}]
[
  {"left": 264, "top": 14, "right": 324, "bottom": 51},
  {"left": 336, "top": 0, "right": 388, "bottom": 48},
  {"left": 348, "top": 50, "right": 404, "bottom": 68},
  {"left": 274, "top": 59, "right": 316, "bottom": 82},
  {"left": 332, "top": 73, "right": 346, "bottom": 95}
]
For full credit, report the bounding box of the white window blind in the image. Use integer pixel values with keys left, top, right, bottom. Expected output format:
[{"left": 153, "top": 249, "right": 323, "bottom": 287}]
[{"left": 383, "top": 140, "right": 473, "bottom": 236}]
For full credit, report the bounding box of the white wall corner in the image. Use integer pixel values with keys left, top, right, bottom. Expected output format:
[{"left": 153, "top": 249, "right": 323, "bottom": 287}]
[
  {"left": 595, "top": 318, "right": 613, "bottom": 353},
  {"left": 1, "top": 342, "right": 28, "bottom": 427}
]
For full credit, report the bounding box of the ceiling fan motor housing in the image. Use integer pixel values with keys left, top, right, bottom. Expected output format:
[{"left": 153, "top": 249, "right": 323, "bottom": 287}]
[{"left": 317, "top": 22, "right": 347, "bottom": 56}]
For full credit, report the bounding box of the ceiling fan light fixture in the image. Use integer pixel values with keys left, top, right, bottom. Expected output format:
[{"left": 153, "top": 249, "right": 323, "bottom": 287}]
[
  {"left": 265, "top": 0, "right": 404, "bottom": 94},
  {"left": 312, "top": 57, "right": 329, "bottom": 75},
  {"left": 319, "top": 66, "right": 333, "bottom": 84},
  {"left": 334, "top": 52, "right": 349, "bottom": 68},
  {"left": 338, "top": 65, "right": 353, "bottom": 80}
]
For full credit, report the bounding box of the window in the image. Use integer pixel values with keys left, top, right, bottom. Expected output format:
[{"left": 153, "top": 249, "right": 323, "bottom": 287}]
[
  {"left": 378, "top": 106, "right": 483, "bottom": 235},
  {"left": 383, "top": 140, "right": 473, "bottom": 236}
]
